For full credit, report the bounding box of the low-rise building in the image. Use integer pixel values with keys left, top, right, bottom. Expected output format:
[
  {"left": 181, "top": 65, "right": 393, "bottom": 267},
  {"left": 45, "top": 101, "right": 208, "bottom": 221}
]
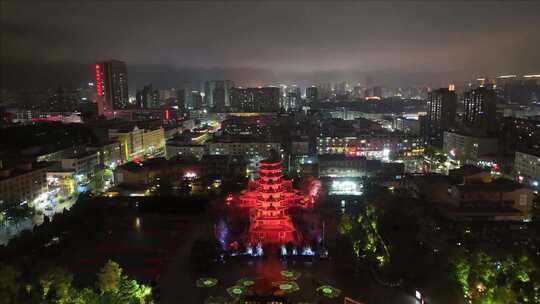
[
  {"left": 208, "top": 136, "right": 281, "bottom": 159},
  {"left": 393, "top": 116, "right": 420, "bottom": 135},
  {"left": 60, "top": 151, "right": 99, "bottom": 178},
  {"left": 142, "top": 126, "right": 166, "bottom": 158},
  {"left": 200, "top": 155, "right": 247, "bottom": 181},
  {"left": 90, "top": 141, "right": 124, "bottom": 168},
  {"left": 108, "top": 125, "right": 166, "bottom": 161},
  {"left": 166, "top": 142, "right": 206, "bottom": 160},
  {"left": 449, "top": 179, "right": 534, "bottom": 221},
  {"left": 113, "top": 157, "right": 199, "bottom": 187},
  {"left": 443, "top": 131, "right": 498, "bottom": 164},
  {"left": 318, "top": 155, "right": 381, "bottom": 177},
  {"left": 514, "top": 150, "right": 540, "bottom": 187},
  {"left": 449, "top": 165, "right": 491, "bottom": 184},
  {"left": 291, "top": 138, "right": 310, "bottom": 155},
  {"left": 0, "top": 162, "right": 50, "bottom": 205},
  {"left": 316, "top": 134, "right": 423, "bottom": 159}
]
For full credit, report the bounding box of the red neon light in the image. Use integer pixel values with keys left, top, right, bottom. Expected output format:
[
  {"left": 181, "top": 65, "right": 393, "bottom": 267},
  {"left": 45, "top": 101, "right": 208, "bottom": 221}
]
[
  {"left": 165, "top": 109, "right": 170, "bottom": 120},
  {"left": 95, "top": 64, "right": 102, "bottom": 96}
]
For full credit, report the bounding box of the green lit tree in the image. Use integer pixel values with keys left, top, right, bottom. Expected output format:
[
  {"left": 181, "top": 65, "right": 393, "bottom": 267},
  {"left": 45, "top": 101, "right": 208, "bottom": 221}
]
[
  {"left": 118, "top": 275, "right": 152, "bottom": 304},
  {"left": 337, "top": 204, "right": 390, "bottom": 268},
  {"left": 96, "top": 260, "right": 122, "bottom": 295},
  {"left": 337, "top": 214, "right": 353, "bottom": 235},
  {"left": 38, "top": 267, "right": 73, "bottom": 302},
  {"left": 451, "top": 248, "right": 539, "bottom": 304}
]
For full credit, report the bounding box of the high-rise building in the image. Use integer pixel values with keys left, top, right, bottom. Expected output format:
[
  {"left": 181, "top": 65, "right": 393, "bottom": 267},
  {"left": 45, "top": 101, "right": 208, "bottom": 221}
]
[
  {"left": 372, "top": 86, "right": 382, "bottom": 99},
  {"left": 317, "top": 83, "right": 332, "bottom": 100},
  {"left": 285, "top": 85, "right": 301, "bottom": 111},
  {"left": 95, "top": 60, "right": 129, "bottom": 114},
  {"left": 205, "top": 80, "right": 235, "bottom": 110},
  {"left": 427, "top": 88, "right": 457, "bottom": 131},
  {"left": 191, "top": 90, "right": 203, "bottom": 110},
  {"left": 464, "top": 87, "right": 496, "bottom": 131},
  {"left": 306, "top": 86, "right": 318, "bottom": 103},
  {"left": 230, "top": 87, "right": 280, "bottom": 112},
  {"left": 352, "top": 85, "right": 364, "bottom": 99},
  {"left": 136, "top": 84, "right": 159, "bottom": 109}
]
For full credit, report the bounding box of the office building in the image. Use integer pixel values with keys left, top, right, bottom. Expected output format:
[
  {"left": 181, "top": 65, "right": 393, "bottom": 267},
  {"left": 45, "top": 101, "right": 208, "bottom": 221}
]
[{"left": 95, "top": 60, "right": 129, "bottom": 114}]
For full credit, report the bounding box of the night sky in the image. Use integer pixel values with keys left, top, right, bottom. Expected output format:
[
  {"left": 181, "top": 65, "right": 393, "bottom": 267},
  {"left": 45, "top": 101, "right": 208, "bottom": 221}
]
[{"left": 1, "top": 1, "right": 540, "bottom": 90}]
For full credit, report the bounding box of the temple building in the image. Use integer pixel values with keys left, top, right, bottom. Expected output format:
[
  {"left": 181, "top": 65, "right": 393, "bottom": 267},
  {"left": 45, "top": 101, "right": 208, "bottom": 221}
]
[{"left": 239, "top": 157, "right": 310, "bottom": 245}]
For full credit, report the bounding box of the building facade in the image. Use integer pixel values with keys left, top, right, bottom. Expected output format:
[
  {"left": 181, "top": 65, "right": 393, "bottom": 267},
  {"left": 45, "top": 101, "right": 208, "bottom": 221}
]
[
  {"left": 0, "top": 162, "right": 49, "bottom": 205},
  {"left": 95, "top": 60, "right": 129, "bottom": 114},
  {"left": 427, "top": 87, "right": 457, "bottom": 133},
  {"left": 514, "top": 150, "right": 540, "bottom": 187},
  {"left": 463, "top": 87, "right": 497, "bottom": 131},
  {"left": 443, "top": 131, "right": 498, "bottom": 163},
  {"left": 230, "top": 87, "right": 280, "bottom": 112}
]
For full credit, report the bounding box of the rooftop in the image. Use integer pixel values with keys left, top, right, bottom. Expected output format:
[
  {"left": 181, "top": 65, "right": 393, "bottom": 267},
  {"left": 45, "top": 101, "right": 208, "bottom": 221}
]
[{"left": 457, "top": 178, "right": 524, "bottom": 192}]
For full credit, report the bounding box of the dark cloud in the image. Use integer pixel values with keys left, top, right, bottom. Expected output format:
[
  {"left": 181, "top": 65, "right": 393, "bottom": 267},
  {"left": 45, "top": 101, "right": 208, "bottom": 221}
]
[{"left": 1, "top": 1, "right": 540, "bottom": 90}]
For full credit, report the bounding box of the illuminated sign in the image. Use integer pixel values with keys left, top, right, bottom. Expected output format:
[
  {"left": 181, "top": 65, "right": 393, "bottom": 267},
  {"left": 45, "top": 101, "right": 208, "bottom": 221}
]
[{"left": 95, "top": 64, "right": 102, "bottom": 96}]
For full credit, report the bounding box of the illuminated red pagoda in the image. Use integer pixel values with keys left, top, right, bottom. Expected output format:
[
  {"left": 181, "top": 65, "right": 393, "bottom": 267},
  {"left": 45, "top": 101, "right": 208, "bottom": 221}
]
[{"left": 239, "top": 157, "right": 309, "bottom": 244}]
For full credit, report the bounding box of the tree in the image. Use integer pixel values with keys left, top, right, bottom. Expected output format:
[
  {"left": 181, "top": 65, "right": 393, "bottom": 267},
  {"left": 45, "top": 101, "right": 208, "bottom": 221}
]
[
  {"left": 118, "top": 275, "right": 152, "bottom": 304},
  {"left": 337, "top": 214, "right": 353, "bottom": 235},
  {"left": 38, "top": 267, "right": 73, "bottom": 302},
  {"left": 96, "top": 260, "right": 122, "bottom": 295},
  {"left": 450, "top": 248, "right": 539, "bottom": 304},
  {"left": 0, "top": 265, "right": 22, "bottom": 303}
]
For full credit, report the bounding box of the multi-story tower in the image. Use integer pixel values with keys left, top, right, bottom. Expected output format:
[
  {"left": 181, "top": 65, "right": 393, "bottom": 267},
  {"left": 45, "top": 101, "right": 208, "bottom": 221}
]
[
  {"left": 249, "top": 160, "right": 296, "bottom": 244},
  {"left": 463, "top": 87, "right": 496, "bottom": 131},
  {"left": 427, "top": 87, "right": 457, "bottom": 131},
  {"left": 239, "top": 158, "right": 309, "bottom": 244},
  {"left": 95, "top": 60, "right": 129, "bottom": 114}
]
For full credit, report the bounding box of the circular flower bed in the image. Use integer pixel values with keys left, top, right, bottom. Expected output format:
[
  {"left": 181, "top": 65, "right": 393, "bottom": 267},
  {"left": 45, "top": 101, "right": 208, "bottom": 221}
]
[
  {"left": 280, "top": 270, "right": 301, "bottom": 280},
  {"left": 278, "top": 281, "right": 300, "bottom": 294},
  {"left": 237, "top": 278, "right": 255, "bottom": 287},
  {"left": 316, "top": 285, "right": 341, "bottom": 298},
  {"left": 196, "top": 277, "right": 218, "bottom": 288},
  {"left": 227, "top": 285, "right": 250, "bottom": 297}
]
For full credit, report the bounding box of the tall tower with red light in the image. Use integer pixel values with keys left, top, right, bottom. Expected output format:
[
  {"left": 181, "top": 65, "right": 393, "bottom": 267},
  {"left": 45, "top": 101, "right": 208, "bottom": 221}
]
[{"left": 239, "top": 157, "right": 309, "bottom": 245}]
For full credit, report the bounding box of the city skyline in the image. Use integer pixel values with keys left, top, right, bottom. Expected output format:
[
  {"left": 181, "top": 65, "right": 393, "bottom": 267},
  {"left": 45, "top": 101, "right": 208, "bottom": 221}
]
[{"left": 2, "top": 1, "right": 540, "bottom": 90}]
